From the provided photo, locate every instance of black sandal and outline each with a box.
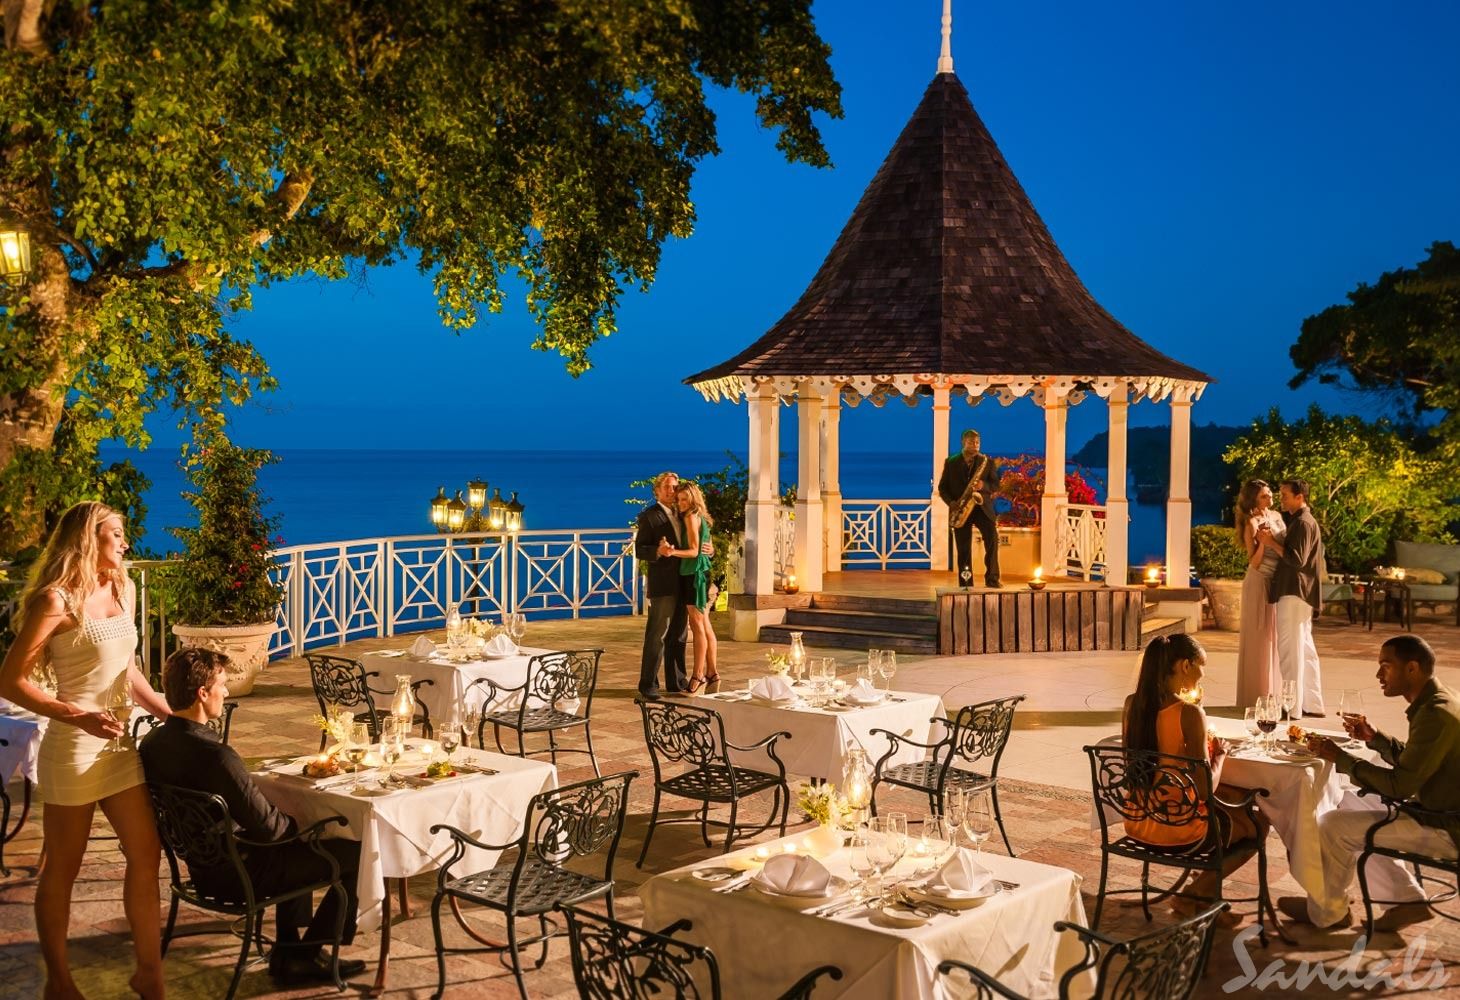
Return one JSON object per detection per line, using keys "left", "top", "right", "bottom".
{"left": 704, "top": 674, "right": 721, "bottom": 694}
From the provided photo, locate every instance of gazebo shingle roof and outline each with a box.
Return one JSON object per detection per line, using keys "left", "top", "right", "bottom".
{"left": 687, "top": 73, "right": 1209, "bottom": 387}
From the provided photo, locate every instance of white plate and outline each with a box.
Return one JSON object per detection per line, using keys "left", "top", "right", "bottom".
{"left": 751, "top": 876, "right": 850, "bottom": 908}
{"left": 907, "top": 881, "right": 1002, "bottom": 909}
{"left": 873, "top": 904, "right": 929, "bottom": 928}
{"left": 482, "top": 649, "right": 520, "bottom": 660}
{"left": 750, "top": 696, "right": 800, "bottom": 708}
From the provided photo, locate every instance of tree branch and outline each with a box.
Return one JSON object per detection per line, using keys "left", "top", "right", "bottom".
{"left": 251, "top": 170, "right": 314, "bottom": 248}
{"left": 1, "top": 0, "right": 48, "bottom": 56}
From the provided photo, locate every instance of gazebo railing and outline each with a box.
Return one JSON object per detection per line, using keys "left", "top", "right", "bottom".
{"left": 1054, "top": 503, "right": 1108, "bottom": 580}
{"left": 840, "top": 500, "right": 934, "bottom": 570}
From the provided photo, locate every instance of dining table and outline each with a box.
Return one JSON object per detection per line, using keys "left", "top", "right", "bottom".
{"left": 640, "top": 832, "right": 1092, "bottom": 999}
{"left": 0, "top": 706, "right": 45, "bottom": 874}
{"left": 358, "top": 643, "right": 564, "bottom": 728}
{"left": 688, "top": 687, "right": 947, "bottom": 783}
{"left": 254, "top": 744, "right": 556, "bottom": 995}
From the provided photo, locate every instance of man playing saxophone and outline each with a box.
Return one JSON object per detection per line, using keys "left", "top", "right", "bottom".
{"left": 938, "top": 430, "right": 1003, "bottom": 588}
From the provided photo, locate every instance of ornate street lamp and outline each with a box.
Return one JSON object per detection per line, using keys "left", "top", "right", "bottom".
{"left": 428, "top": 478, "right": 524, "bottom": 534}
{"left": 0, "top": 221, "right": 33, "bottom": 282}
{"left": 505, "top": 491, "right": 524, "bottom": 532}
{"left": 488, "top": 488, "right": 507, "bottom": 531}
{"left": 466, "top": 477, "right": 488, "bottom": 513}
{"left": 429, "top": 487, "right": 451, "bottom": 532}
{"left": 446, "top": 491, "right": 468, "bottom": 532}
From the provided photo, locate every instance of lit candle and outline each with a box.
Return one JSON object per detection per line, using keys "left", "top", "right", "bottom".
{"left": 785, "top": 573, "right": 799, "bottom": 594}
{"left": 1033, "top": 566, "right": 1043, "bottom": 582}
{"left": 1145, "top": 566, "right": 1160, "bottom": 587}
{"left": 1395, "top": 568, "right": 1406, "bottom": 581}
{"left": 755, "top": 846, "right": 770, "bottom": 860}
{"left": 782, "top": 842, "right": 798, "bottom": 854}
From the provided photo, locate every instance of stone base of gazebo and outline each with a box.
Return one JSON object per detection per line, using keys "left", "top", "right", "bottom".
{"left": 937, "top": 584, "right": 1146, "bottom": 654}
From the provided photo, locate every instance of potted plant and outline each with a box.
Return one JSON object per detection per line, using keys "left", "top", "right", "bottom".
{"left": 1191, "top": 524, "right": 1249, "bottom": 631}
{"left": 169, "top": 443, "right": 284, "bottom": 696}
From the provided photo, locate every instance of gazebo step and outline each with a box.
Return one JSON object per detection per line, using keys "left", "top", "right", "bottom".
{"left": 784, "top": 607, "right": 939, "bottom": 637}
{"left": 1141, "top": 616, "right": 1187, "bottom": 639}
{"left": 809, "top": 593, "right": 937, "bottom": 616}
{"left": 759, "top": 623, "right": 936, "bottom": 655}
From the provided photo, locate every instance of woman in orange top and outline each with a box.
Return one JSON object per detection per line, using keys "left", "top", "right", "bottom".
{"left": 1121, "top": 634, "right": 1267, "bottom": 919}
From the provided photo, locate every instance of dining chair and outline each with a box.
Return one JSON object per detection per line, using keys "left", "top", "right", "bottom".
{"left": 870, "top": 694, "right": 1024, "bottom": 855}
{"left": 1083, "top": 744, "right": 1278, "bottom": 945}
{"left": 132, "top": 701, "right": 239, "bottom": 745}
{"left": 148, "top": 781, "right": 350, "bottom": 1000}
{"left": 635, "top": 699, "right": 791, "bottom": 867}
{"left": 559, "top": 905, "right": 843, "bottom": 999}
{"left": 305, "top": 653, "right": 433, "bottom": 749}
{"left": 1356, "top": 791, "right": 1460, "bottom": 936}
{"left": 936, "top": 902, "right": 1229, "bottom": 999}
{"left": 427, "top": 771, "right": 637, "bottom": 1000}
{"left": 465, "top": 648, "right": 603, "bottom": 776}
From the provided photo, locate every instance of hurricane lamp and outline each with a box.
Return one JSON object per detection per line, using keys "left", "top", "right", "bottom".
{"left": 506, "top": 491, "right": 524, "bottom": 532}
{"left": 429, "top": 487, "right": 450, "bottom": 532}
{"left": 466, "top": 478, "right": 488, "bottom": 512}
{"left": 446, "top": 491, "right": 468, "bottom": 532}
{"left": 0, "top": 224, "right": 32, "bottom": 281}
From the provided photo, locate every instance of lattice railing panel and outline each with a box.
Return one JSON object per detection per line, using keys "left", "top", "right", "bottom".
{"left": 839, "top": 500, "right": 933, "bottom": 569}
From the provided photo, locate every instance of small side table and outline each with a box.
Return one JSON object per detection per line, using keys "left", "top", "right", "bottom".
{"left": 1365, "top": 578, "right": 1412, "bottom": 631}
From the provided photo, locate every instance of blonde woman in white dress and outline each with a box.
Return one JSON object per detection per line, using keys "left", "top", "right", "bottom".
{"left": 1234, "top": 480, "right": 1284, "bottom": 708}
{"left": 0, "top": 502, "right": 171, "bottom": 999}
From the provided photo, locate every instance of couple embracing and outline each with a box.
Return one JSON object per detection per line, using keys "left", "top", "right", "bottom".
{"left": 635, "top": 472, "right": 718, "bottom": 699}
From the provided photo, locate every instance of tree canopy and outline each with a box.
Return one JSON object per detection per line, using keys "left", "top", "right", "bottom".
{"left": 1289, "top": 241, "right": 1460, "bottom": 453}
{"left": 0, "top": 0, "right": 842, "bottom": 556}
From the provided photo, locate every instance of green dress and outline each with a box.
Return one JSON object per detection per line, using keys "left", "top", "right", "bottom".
{"left": 679, "top": 518, "right": 712, "bottom": 611}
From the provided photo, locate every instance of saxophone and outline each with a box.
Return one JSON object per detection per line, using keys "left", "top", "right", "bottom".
{"left": 951, "top": 454, "right": 990, "bottom": 529}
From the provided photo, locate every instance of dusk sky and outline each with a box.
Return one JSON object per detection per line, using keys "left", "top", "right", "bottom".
{"left": 195, "top": 1, "right": 1460, "bottom": 460}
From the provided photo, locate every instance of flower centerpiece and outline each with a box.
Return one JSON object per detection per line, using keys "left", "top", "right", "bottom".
{"left": 311, "top": 706, "right": 353, "bottom": 756}
{"left": 765, "top": 650, "right": 791, "bottom": 676}
{"left": 169, "top": 442, "right": 284, "bottom": 696}
{"left": 796, "top": 781, "right": 849, "bottom": 856}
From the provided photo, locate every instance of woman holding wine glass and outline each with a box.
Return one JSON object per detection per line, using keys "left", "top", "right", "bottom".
{"left": 1122, "top": 634, "right": 1267, "bottom": 923}
{"left": 1235, "top": 480, "right": 1283, "bottom": 708}
{"left": 0, "top": 502, "right": 172, "bottom": 999}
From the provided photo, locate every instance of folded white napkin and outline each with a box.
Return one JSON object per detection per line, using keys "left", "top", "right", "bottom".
{"left": 756, "top": 854, "right": 832, "bottom": 896}
{"left": 924, "top": 847, "right": 993, "bottom": 896}
{"left": 844, "top": 678, "right": 884, "bottom": 705}
{"left": 409, "top": 636, "right": 435, "bottom": 658}
{"left": 750, "top": 675, "right": 797, "bottom": 703}
{"left": 483, "top": 634, "right": 519, "bottom": 656}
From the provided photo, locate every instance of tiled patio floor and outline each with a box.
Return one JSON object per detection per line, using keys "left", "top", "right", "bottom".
{"left": 1, "top": 608, "right": 1457, "bottom": 997}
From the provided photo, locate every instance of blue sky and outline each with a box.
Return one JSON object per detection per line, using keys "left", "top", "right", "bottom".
{"left": 201, "top": 0, "right": 1460, "bottom": 459}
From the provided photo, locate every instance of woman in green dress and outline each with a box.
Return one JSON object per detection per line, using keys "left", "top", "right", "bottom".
{"left": 663, "top": 482, "right": 718, "bottom": 693}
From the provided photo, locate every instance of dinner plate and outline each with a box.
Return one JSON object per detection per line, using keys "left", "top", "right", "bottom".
{"left": 906, "top": 881, "right": 1002, "bottom": 909}
{"left": 749, "top": 696, "right": 800, "bottom": 708}
{"left": 750, "top": 875, "right": 850, "bottom": 909}
{"left": 873, "top": 904, "right": 929, "bottom": 928}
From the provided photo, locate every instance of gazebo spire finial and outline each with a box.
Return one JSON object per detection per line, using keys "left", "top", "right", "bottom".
{"left": 937, "top": 0, "right": 954, "bottom": 74}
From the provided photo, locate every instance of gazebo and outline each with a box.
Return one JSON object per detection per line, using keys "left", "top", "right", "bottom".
{"left": 686, "top": 15, "right": 1209, "bottom": 644}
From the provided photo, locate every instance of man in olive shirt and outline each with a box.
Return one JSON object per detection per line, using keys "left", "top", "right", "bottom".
{"left": 1279, "top": 634, "right": 1460, "bottom": 930}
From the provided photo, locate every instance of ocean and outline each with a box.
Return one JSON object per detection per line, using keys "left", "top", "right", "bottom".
{"left": 109, "top": 447, "right": 1222, "bottom": 565}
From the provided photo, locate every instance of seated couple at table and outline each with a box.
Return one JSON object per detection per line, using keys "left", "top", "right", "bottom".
{"left": 139, "top": 648, "right": 368, "bottom": 985}
{"left": 1279, "top": 633, "right": 1460, "bottom": 932}
{"left": 1122, "top": 634, "right": 1269, "bottom": 924}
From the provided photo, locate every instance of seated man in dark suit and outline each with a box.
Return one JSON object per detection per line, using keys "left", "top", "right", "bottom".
{"left": 139, "top": 647, "right": 366, "bottom": 984}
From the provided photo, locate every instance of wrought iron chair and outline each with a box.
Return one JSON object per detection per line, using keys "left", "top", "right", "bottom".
{"left": 1356, "top": 791, "right": 1460, "bottom": 936}
{"left": 133, "top": 701, "right": 239, "bottom": 745}
{"left": 305, "top": 653, "right": 433, "bottom": 749}
{"left": 0, "top": 736, "right": 27, "bottom": 878}
{"left": 936, "top": 902, "right": 1229, "bottom": 999}
{"left": 870, "top": 694, "right": 1024, "bottom": 855}
{"left": 465, "top": 648, "right": 603, "bottom": 777}
{"left": 635, "top": 699, "right": 791, "bottom": 867}
{"left": 148, "top": 781, "right": 350, "bottom": 1000}
{"left": 1084, "top": 744, "right": 1278, "bottom": 945}
{"left": 427, "top": 771, "right": 637, "bottom": 1000}
{"left": 559, "top": 905, "right": 843, "bottom": 999}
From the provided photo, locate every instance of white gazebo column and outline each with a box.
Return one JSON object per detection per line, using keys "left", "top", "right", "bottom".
{"left": 820, "top": 390, "right": 843, "bottom": 572}
{"left": 795, "top": 390, "right": 825, "bottom": 592}
{"left": 1165, "top": 387, "right": 1194, "bottom": 587}
{"left": 743, "top": 383, "right": 781, "bottom": 596}
{"left": 1039, "top": 386, "right": 1069, "bottom": 575}
{"left": 1104, "top": 381, "right": 1130, "bottom": 586}
{"left": 930, "top": 386, "right": 951, "bottom": 571}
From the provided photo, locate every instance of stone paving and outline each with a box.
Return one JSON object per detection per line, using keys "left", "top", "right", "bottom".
{"left": 0, "top": 607, "right": 1457, "bottom": 998}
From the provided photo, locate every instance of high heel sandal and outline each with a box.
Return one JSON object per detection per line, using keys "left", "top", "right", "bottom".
{"left": 704, "top": 674, "right": 722, "bottom": 694}
{"left": 685, "top": 676, "right": 707, "bottom": 696}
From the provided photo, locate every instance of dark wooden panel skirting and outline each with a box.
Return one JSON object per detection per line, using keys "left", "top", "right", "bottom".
{"left": 937, "top": 587, "right": 1146, "bottom": 655}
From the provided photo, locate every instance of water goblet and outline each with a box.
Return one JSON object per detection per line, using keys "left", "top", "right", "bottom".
{"left": 380, "top": 716, "right": 403, "bottom": 786}
{"left": 877, "top": 650, "right": 898, "bottom": 692}
{"left": 962, "top": 786, "right": 995, "bottom": 855}
{"left": 911, "top": 813, "right": 951, "bottom": 875}
{"left": 440, "top": 717, "right": 462, "bottom": 764}
{"left": 345, "top": 722, "right": 370, "bottom": 791}
{"left": 847, "top": 826, "right": 880, "bottom": 900}
{"left": 461, "top": 706, "right": 481, "bottom": 751}
{"left": 867, "top": 814, "right": 908, "bottom": 890}
{"left": 1339, "top": 689, "right": 1364, "bottom": 725}
{"left": 943, "top": 786, "right": 967, "bottom": 845}
{"left": 508, "top": 612, "right": 527, "bottom": 646}
{"left": 1243, "top": 707, "right": 1260, "bottom": 742}
{"left": 1280, "top": 679, "right": 1298, "bottom": 722}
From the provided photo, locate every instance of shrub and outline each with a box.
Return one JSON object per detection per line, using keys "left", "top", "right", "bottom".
{"left": 994, "top": 454, "right": 1103, "bottom": 526}
{"left": 1190, "top": 524, "right": 1249, "bottom": 580}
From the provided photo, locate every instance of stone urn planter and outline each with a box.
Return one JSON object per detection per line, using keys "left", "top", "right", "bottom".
{"left": 171, "top": 621, "right": 276, "bottom": 696}
{"left": 1200, "top": 578, "right": 1244, "bottom": 631}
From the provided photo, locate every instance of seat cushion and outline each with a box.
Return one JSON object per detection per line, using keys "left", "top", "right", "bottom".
{"left": 444, "top": 859, "right": 610, "bottom": 914}
{"left": 661, "top": 765, "right": 783, "bottom": 802}
{"left": 1395, "top": 540, "right": 1460, "bottom": 582}
{"left": 1407, "top": 583, "right": 1459, "bottom": 601}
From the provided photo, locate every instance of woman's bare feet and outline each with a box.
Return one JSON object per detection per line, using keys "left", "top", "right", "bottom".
{"left": 43, "top": 979, "right": 88, "bottom": 1000}
{"left": 129, "top": 967, "right": 165, "bottom": 999}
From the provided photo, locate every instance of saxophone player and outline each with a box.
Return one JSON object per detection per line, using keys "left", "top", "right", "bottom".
{"left": 938, "top": 430, "right": 1003, "bottom": 588}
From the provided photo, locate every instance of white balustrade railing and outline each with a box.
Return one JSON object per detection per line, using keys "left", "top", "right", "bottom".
{"left": 773, "top": 507, "right": 796, "bottom": 580}
{"left": 840, "top": 500, "right": 933, "bottom": 570}
{"left": 1054, "top": 503, "right": 1108, "bottom": 580}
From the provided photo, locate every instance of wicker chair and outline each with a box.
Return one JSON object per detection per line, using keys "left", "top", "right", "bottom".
{"left": 133, "top": 701, "right": 238, "bottom": 745}
{"left": 1084, "top": 744, "right": 1278, "bottom": 945}
{"left": 870, "top": 694, "right": 1024, "bottom": 855}
{"left": 937, "top": 902, "right": 1229, "bottom": 999}
{"left": 427, "top": 771, "right": 636, "bottom": 1000}
{"left": 467, "top": 648, "right": 603, "bottom": 776}
{"left": 1356, "top": 791, "right": 1460, "bottom": 936}
{"left": 560, "top": 905, "right": 842, "bottom": 999}
{"left": 635, "top": 699, "right": 790, "bottom": 867}
{"left": 305, "top": 653, "right": 433, "bottom": 749}
{"left": 148, "top": 781, "right": 350, "bottom": 1000}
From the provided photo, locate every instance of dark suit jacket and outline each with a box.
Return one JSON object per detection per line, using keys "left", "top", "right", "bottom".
{"left": 1269, "top": 505, "right": 1324, "bottom": 611}
{"left": 140, "top": 716, "right": 297, "bottom": 889}
{"left": 635, "top": 502, "right": 683, "bottom": 599}
{"left": 937, "top": 453, "right": 1001, "bottom": 517}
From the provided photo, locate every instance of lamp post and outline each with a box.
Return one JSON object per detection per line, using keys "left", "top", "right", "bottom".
{"left": 446, "top": 491, "right": 468, "bottom": 532}
{"left": 427, "top": 480, "right": 525, "bottom": 534}
{"left": 429, "top": 487, "right": 451, "bottom": 533}
{"left": 488, "top": 488, "right": 507, "bottom": 531}
{"left": 0, "top": 221, "right": 33, "bottom": 282}
{"left": 506, "top": 492, "right": 524, "bottom": 532}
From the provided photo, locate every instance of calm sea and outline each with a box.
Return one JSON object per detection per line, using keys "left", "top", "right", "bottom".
{"left": 110, "top": 448, "right": 1219, "bottom": 565}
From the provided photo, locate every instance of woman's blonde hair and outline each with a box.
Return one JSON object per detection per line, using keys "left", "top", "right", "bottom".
{"left": 14, "top": 501, "right": 125, "bottom": 638}
{"left": 674, "top": 483, "right": 713, "bottom": 527}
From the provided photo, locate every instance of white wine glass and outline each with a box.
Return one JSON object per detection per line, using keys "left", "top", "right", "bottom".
{"left": 461, "top": 706, "right": 481, "bottom": 752}
{"left": 877, "top": 650, "right": 898, "bottom": 692}
{"left": 345, "top": 722, "right": 370, "bottom": 791}
{"left": 508, "top": 612, "right": 527, "bottom": 646}
{"left": 943, "top": 787, "right": 967, "bottom": 846}
{"left": 380, "top": 716, "right": 403, "bottom": 787}
{"left": 1339, "top": 689, "right": 1364, "bottom": 724}
{"left": 105, "top": 685, "right": 134, "bottom": 753}
{"left": 867, "top": 814, "right": 908, "bottom": 891}
{"left": 963, "top": 786, "right": 995, "bottom": 855}
{"left": 847, "top": 826, "right": 879, "bottom": 900}
{"left": 1280, "top": 679, "right": 1298, "bottom": 722}
{"left": 1243, "top": 707, "right": 1260, "bottom": 742}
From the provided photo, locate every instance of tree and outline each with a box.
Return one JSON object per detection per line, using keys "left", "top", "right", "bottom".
{"left": 0, "top": 0, "right": 841, "bottom": 555}
{"left": 1223, "top": 406, "right": 1455, "bottom": 572}
{"left": 1289, "top": 241, "right": 1460, "bottom": 453}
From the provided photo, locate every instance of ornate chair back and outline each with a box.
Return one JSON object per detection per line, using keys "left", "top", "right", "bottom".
{"left": 523, "top": 649, "right": 601, "bottom": 718}
{"left": 937, "top": 695, "right": 1022, "bottom": 780}
{"left": 1063, "top": 902, "right": 1229, "bottom": 999}
{"left": 148, "top": 782, "right": 248, "bottom": 892}
{"left": 561, "top": 907, "right": 719, "bottom": 1000}
{"left": 306, "top": 653, "right": 380, "bottom": 740}
{"left": 1086, "top": 744, "right": 1218, "bottom": 853}
{"left": 640, "top": 700, "right": 726, "bottom": 775}
{"left": 134, "top": 701, "right": 238, "bottom": 745}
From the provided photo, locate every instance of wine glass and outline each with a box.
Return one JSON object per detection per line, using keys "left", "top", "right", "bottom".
{"left": 345, "top": 722, "right": 370, "bottom": 791}
{"left": 1339, "top": 689, "right": 1364, "bottom": 724}
{"left": 847, "top": 826, "right": 880, "bottom": 900}
{"left": 867, "top": 815, "right": 908, "bottom": 893}
{"left": 963, "top": 786, "right": 995, "bottom": 855}
{"left": 862, "top": 650, "right": 881, "bottom": 684}
{"left": 1280, "top": 679, "right": 1298, "bottom": 722}
{"left": 911, "top": 813, "right": 952, "bottom": 875}
{"left": 105, "top": 685, "right": 134, "bottom": 753}
{"left": 943, "top": 787, "right": 967, "bottom": 846}
{"left": 877, "top": 650, "right": 898, "bottom": 692}
{"left": 440, "top": 713, "right": 461, "bottom": 764}
{"left": 1255, "top": 695, "right": 1279, "bottom": 749}
{"left": 380, "top": 716, "right": 403, "bottom": 787}
{"left": 1243, "top": 707, "right": 1260, "bottom": 742}
{"left": 508, "top": 612, "right": 527, "bottom": 647}
{"left": 461, "top": 706, "right": 481, "bottom": 752}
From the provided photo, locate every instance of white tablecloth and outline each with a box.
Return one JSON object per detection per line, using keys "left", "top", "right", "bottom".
{"left": 256, "top": 747, "right": 556, "bottom": 932}
{"left": 640, "top": 834, "right": 1091, "bottom": 999}
{"left": 359, "top": 645, "right": 558, "bottom": 728}
{"left": 688, "top": 690, "right": 946, "bottom": 782}
{"left": 0, "top": 711, "right": 45, "bottom": 786}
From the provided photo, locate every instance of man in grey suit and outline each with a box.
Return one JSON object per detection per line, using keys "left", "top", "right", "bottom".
{"left": 1260, "top": 477, "right": 1325, "bottom": 716}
